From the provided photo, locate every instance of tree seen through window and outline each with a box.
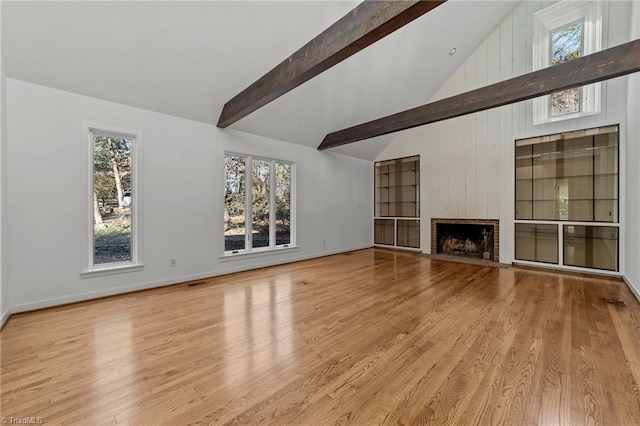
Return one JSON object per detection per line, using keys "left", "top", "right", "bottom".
{"left": 550, "top": 22, "right": 583, "bottom": 117}
{"left": 93, "top": 134, "right": 132, "bottom": 265}
{"left": 225, "top": 155, "right": 292, "bottom": 252}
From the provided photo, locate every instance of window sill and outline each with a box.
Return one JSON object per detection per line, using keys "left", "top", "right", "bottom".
{"left": 81, "top": 263, "right": 144, "bottom": 279}
{"left": 219, "top": 245, "right": 299, "bottom": 261}
{"left": 533, "top": 109, "right": 599, "bottom": 126}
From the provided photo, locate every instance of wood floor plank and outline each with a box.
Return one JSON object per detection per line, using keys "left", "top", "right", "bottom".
{"left": 2, "top": 248, "right": 640, "bottom": 425}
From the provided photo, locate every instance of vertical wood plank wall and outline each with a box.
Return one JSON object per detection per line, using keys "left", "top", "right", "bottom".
{"left": 376, "top": 0, "right": 632, "bottom": 264}
{"left": 625, "top": 2, "right": 640, "bottom": 296}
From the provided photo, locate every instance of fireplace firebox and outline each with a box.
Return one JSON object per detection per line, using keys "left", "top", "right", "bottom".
{"left": 431, "top": 219, "right": 499, "bottom": 262}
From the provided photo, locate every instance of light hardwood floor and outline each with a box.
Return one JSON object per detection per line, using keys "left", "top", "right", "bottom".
{"left": 2, "top": 248, "right": 640, "bottom": 425}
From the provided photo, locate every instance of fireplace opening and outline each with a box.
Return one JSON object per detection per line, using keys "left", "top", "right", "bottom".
{"left": 436, "top": 223, "right": 495, "bottom": 261}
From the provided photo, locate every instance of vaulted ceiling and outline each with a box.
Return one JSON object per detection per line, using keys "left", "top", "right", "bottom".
{"left": 2, "top": 1, "right": 520, "bottom": 160}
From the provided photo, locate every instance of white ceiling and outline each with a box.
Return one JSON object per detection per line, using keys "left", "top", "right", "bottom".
{"left": 2, "top": 0, "right": 519, "bottom": 160}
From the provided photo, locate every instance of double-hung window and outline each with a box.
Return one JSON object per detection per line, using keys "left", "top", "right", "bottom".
{"left": 224, "top": 153, "right": 294, "bottom": 254}
{"left": 82, "top": 124, "right": 143, "bottom": 276}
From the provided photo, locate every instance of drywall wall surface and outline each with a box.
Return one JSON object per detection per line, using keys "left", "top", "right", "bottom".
{"left": 6, "top": 79, "right": 373, "bottom": 310}
{"left": 0, "top": 2, "right": 10, "bottom": 324}
{"left": 624, "top": 0, "right": 640, "bottom": 298}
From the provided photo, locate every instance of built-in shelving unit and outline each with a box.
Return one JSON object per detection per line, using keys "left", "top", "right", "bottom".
{"left": 374, "top": 156, "right": 420, "bottom": 249}
{"left": 514, "top": 125, "right": 620, "bottom": 272}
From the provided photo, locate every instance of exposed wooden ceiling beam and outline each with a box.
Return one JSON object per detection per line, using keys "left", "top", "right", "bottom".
{"left": 318, "top": 38, "right": 640, "bottom": 150}
{"left": 217, "top": 0, "right": 446, "bottom": 128}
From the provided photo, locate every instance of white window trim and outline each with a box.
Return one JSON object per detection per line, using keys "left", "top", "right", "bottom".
{"left": 80, "top": 122, "right": 143, "bottom": 278}
{"left": 222, "top": 152, "right": 296, "bottom": 258}
{"left": 533, "top": 0, "right": 603, "bottom": 125}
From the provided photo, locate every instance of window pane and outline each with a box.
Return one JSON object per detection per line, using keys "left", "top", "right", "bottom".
{"left": 550, "top": 22, "right": 582, "bottom": 116}
{"left": 563, "top": 225, "right": 618, "bottom": 271}
{"left": 93, "top": 135, "right": 132, "bottom": 265}
{"left": 252, "top": 159, "right": 270, "bottom": 248}
{"left": 275, "top": 162, "right": 291, "bottom": 245}
{"left": 225, "top": 155, "right": 246, "bottom": 252}
{"left": 551, "top": 88, "right": 581, "bottom": 116}
{"left": 551, "top": 22, "right": 582, "bottom": 65}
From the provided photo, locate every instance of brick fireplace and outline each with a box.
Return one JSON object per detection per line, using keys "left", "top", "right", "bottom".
{"left": 431, "top": 218, "right": 500, "bottom": 262}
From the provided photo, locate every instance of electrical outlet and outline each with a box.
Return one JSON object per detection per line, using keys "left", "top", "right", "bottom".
{"left": 170, "top": 259, "right": 177, "bottom": 267}
{"left": 323, "top": 240, "right": 326, "bottom": 251}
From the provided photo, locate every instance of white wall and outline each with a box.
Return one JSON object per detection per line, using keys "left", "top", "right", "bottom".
{"left": 377, "top": 0, "right": 631, "bottom": 264}
{"left": 1, "top": 1, "right": 10, "bottom": 326}
{"left": 625, "top": 1, "right": 640, "bottom": 299}
{"left": 5, "top": 79, "right": 373, "bottom": 312}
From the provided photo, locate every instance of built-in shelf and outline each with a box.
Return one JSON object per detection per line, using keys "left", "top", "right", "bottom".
{"left": 514, "top": 125, "right": 620, "bottom": 272}
{"left": 515, "top": 173, "right": 618, "bottom": 182}
{"left": 516, "top": 198, "right": 618, "bottom": 202}
{"left": 376, "top": 201, "right": 418, "bottom": 204}
{"left": 515, "top": 144, "right": 618, "bottom": 161}
{"left": 375, "top": 156, "right": 420, "bottom": 249}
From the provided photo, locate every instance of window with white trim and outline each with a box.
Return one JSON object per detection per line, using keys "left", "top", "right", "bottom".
{"left": 533, "top": 1, "right": 602, "bottom": 124}
{"left": 82, "top": 124, "right": 142, "bottom": 276}
{"left": 224, "top": 153, "right": 294, "bottom": 254}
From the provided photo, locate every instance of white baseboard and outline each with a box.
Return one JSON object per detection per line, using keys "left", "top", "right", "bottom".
{"left": 0, "top": 307, "right": 11, "bottom": 330}
{"left": 512, "top": 260, "right": 623, "bottom": 278}
{"left": 623, "top": 276, "right": 640, "bottom": 304}
{"left": 9, "top": 245, "right": 372, "bottom": 314}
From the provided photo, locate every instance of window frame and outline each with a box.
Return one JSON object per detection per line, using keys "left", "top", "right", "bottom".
{"left": 81, "top": 123, "right": 143, "bottom": 277}
{"left": 532, "top": 1, "right": 603, "bottom": 124}
{"left": 222, "top": 152, "right": 296, "bottom": 257}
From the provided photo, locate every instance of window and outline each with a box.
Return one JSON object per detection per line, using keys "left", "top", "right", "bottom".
{"left": 82, "top": 124, "right": 143, "bottom": 276}
{"left": 533, "top": 1, "right": 602, "bottom": 124}
{"left": 514, "top": 125, "right": 619, "bottom": 272}
{"left": 224, "top": 154, "right": 294, "bottom": 254}
{"left": 550, "top": 21, "right": 583, "bottom": 117}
